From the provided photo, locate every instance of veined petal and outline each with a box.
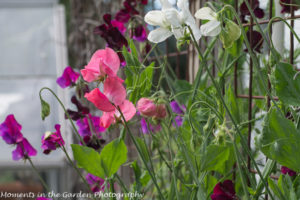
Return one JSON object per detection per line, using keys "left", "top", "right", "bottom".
{"left": 144, "top": 10, "right": 168, "bottom": 27}
{"left": 84, "top": 88, "right": 115, "bottom": 112}
{"left": 159, "top": 0, "right": 172, "bottom": 10}
{"left": 195, "top": 7, "right": 217, "bottom": 20}
{"left": 103, "top": 77, "right": 126, "bottom": 106}
{"left": 148, "top": 28, "right": 172, "bottom": 43}
{"left": 116, "top": 100, "right": 136, "bottom": 122}
{"left": 200, "top": 20, "right": 221, "bottom": 37}
{"left": 188, "top": 23, "right": 201, "bottom": 41}
{"left": 163, "top": 8, "right": 182, "bottom": 27}
{"left": 95, "top": 48, "right": 120, "bottom": 75}
{"left": 172, "top": 27, "right": 185, "bottom": 39}
{"left": 100, "top": 111, "right": 115, "bottom": 128}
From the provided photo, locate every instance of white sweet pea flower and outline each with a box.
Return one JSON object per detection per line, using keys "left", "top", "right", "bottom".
{"left": 144, "top": 0, "right": 201, "bottom": 43}
{"left": 195, "top": 7, "right": 221, "bottom": 37}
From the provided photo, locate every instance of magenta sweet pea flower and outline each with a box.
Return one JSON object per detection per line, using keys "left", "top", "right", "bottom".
{"left": 281, "top": 166, "right": 297, "bottom": 176}
{"left": 12, "top": 138, "right": 37, "bottom": 161}
{"left": 81, "top": 48, "right": 121, "bottom": 83}
{"left": 86, "top": 173, "right": 107, "bottom": 193}
{"left": 211, "top": 180, "right": 237, "bottom": 200}
{"left": 111, "top": 20, "right": 126, "bottom": 35}
{"left": 41, "top": 124, "right": 65, "bottom": 155}
{"left": 0, "top": 114, "right": 23, "bottom": 145}
{"left": 130, "top": 25, "right": 147, "bottom": 42}
{"left": 56, "top": 66, "right": 80, "bottom": 89}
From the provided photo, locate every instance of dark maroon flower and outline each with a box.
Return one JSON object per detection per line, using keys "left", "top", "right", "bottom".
{"left": 143, "top": 43, "right": 152, "bottom": 54}
{"left": 111, "top": 20, "right": 126, "bottom": 35}
{"left": 281, "top": 166, "right": 297, "bottom": 176}
{"left": 211, "top": 180, "right": 237, "bottom": 200}
{"left": 141, "top": 0, "right": 148, "bottom": 5}
{"left": 0, "top": 114, "right": 23, "bottom": 145}
{"left": 130, "top": 25, "right": 147, "bottom": 42}
{"left": 280, "top": 0, "right": 299, "bottom": 13}
{"left": 115, "top": 9, "right": 131, "bottom": 23}
{"left": 12, "top": 138, "right": 37, "bottom": 161}
{"left": 245, "top": 30, "right": 263, "bottom": 53}
{"left": 56, "top": 66, "right": 80, "bottom": 89}
{"left": 66, "top": 96, "right": 90, "bottom": 121}
{"left": 86, "top": 173, "right": 107, "bottom": 193}
{"left": 240, "top": 0, "right": 264, "bottom": 22}
{"left": 41, "top": 124, "right": 65, "bottom": 154}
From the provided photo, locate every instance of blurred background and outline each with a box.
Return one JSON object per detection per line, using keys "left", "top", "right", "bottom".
{"left": 0, "top": 0, "right": 299, "bottom": 198}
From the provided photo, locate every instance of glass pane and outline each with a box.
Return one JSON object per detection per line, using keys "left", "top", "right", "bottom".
{"left": 0, "top": 7, "right": 57, "bottom": 76}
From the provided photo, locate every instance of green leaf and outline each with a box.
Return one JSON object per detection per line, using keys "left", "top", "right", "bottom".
{"left": 268, "top": 177, "right": 286, "bottom": 200}
{"left": 200, "top": 144, "right": 231, "bottom": 174}
{"left": 71, "top": 144, "right": 104, "bottom": 177}
{"left": 71, "top": 139, "right": 128, "bottom": 179}
{"left": 219, "top": 19, "right": 241, "bottom": 49}
{"left": 99, "top": 139, "right": 128, "bottom": 178}
{"left": 174, "top": 80, "right": 192, "bottom": 104}
{"left": 40, "top": 98, "right": 50, "bottom": 120}
{"left": 257, "top": 108, "right": 300, "bottom": 171}
{"left": 274, "top": 62, "right": 300, "bottom": 106}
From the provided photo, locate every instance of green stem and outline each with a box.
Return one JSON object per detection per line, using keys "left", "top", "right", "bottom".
{"left": 61, "top": 146, "right": 97, "bottom": 200}
{"left": 188, "top": 26, "right": 275, "bottom": 200}
{"left": 39, "top": 87, "right": 86, "bottom": 145}
{"left": 109, "top": 178, "right": 116, "bottom": 200}
{"left": 28, "top": 158, "right": 50, "bottom": 192}
{"left": 115, "top": 174, "right": 129, "bottom": 193}
{"left": 115, "top": 106, "right": 166, "bottom": 200}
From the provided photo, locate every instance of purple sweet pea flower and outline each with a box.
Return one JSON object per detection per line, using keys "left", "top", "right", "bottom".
{"left": 174, "top": 116, "right": 183, "bottom": 127}
{"left": 211, "top": 180, "right": 237, "bottom": 200}
{"left": 56, "top": 66, "right": 80, "bottom": 89}
{"left": 0, "top": 114, "right": 23, "bottom": 145}
{"left": 41, "top": 124, "right": 65, "bottom": 155}
{"left": 281, "top": 166, "right": 297, "bottom": 176}
{"left": 86, "top": 173, "right": 107, "bottom": 193}
{"left": 130, "top": 25, "right": 147, "bottom": 42}
{"left": 12, "top": 138, "right": 37, "bottom": 161}
{"left": 170, "top": 101, "right": 185, "bottom": 115}
{"left": 140, "top": 118, "right": 161, "bottom": 134}
{"left": 76, "top": 115, "right": 106, "bottom": 150}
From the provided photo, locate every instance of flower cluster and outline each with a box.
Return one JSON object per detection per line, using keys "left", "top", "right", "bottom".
{"left": 82, "top": 47, "right": 136, "bottom": 128}
{"left": 94, "top": 0, "right": 148, "bottom": 63}
{"left": 0, "top": 115, "right": 37, "bottom": 161}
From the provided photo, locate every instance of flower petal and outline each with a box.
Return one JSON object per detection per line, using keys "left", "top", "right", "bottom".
{"left": 84, "top": 88, "right": 115, "bottom": 112}
{"left": 148, "top": 27, "right": 173, "bottom": 43}
{"left": 144, "top": 10, "right": 168, "bottom": 27}
{"left": 103, "top": 77, "right": 126, "bottom": 106}
{"left": 117, "top": 100, "right": 136, "bottom": 122}
{"left": 164, "top": 8, "right": 182, "bottom": 27}
{"left": 159, "top": 0, "right": 173, "bottom": 10}
{"left": 195, "top": 7, "right": 217, "bottom": 20}
{"left": 200, "top": 20, "right": 221, "bottom": 36}
{"left": 94, "top": 48, "right": 120, "bottom": 75}
{"left": 100, "top": 111, "right": 115, "bottom": 128}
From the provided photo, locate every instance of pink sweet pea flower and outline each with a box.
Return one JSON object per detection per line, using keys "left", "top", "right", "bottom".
{"left": 84, "top": 77, "right": 126, "bottom": 112}
{"left": 100, "top": 100, "right": 136, "bottom": 128}
{"left": 137, "top": 98, "right": 167, "bottom": 119}
{"left": 12, "top": 138, "right": 37, "bottom": 161}
{"left": 81, "top": 48, "right": 120, "bottom": 82}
